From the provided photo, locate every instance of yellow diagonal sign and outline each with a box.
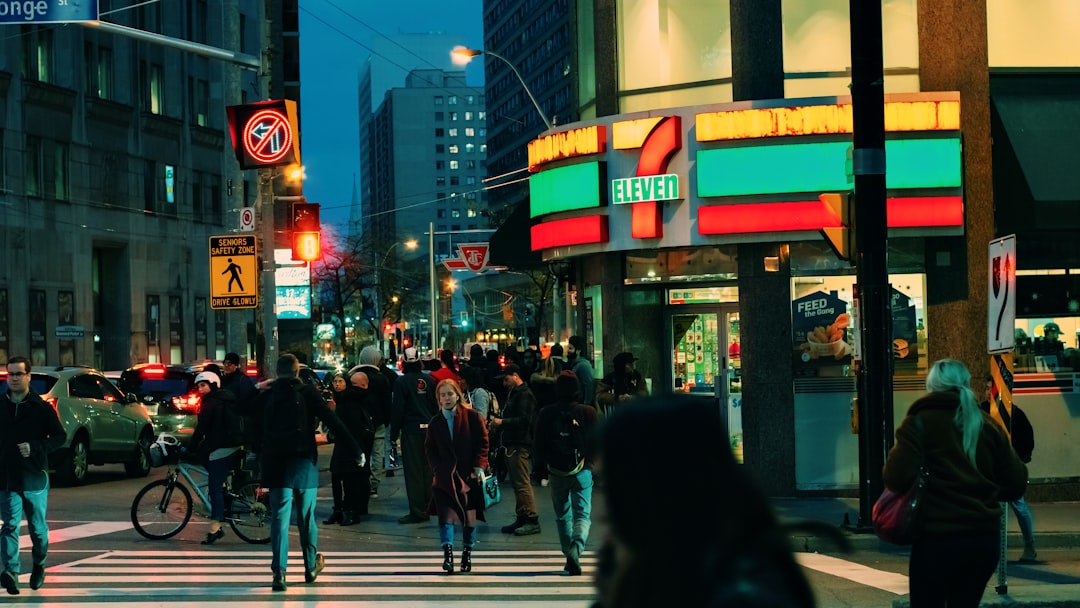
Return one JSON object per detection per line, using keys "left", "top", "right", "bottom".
{"left": 209, "top": 235, "right": 258, "bottom": 309}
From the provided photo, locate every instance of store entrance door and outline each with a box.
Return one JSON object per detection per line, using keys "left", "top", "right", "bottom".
{"left": 669, "top": 305, "right": 743, "bottom": 461}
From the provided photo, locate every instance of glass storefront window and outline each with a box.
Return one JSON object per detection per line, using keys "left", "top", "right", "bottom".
{"left": 1013, "top": 317, "right": 1080, "bottom": 373}
{"left": 988, "top": 0, "right": 1080, "bottom": 68}
{"left": 790, "top": 273, "right": 927, "bottom": 378}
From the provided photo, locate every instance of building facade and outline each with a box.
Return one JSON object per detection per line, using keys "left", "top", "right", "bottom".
{"left": 510, "top": 0, "right": 1080, "bottom": 496}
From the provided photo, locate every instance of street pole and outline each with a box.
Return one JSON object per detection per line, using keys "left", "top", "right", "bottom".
{"left": 429, "top": 221, "right": 438, "bottom": 355}
{"left": 850, "top": 0, "right": 893, "bottom": 528}
{"left": 374, "top": 254, "right": 383, "bottom": 357}
{"left": 255, "top": 169, "right": 277, "bottom": 379}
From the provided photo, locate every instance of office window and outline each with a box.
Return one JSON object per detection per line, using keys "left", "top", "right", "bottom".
{"left": 435, "top": 112, "right": 444, "bottom": 121}
{"left": 466, "top": 160, "right": 476, "bottom": 169}
{"left": 436, "top": 144, "right": 445, "bottom": 153}
{"left": 141, "top": 61, "right": 164, "bottom": 114}
{"left": 24, "top": 136, "right": 68, "bottom": 201}
{"left": 467, "top": 208, "right": 478, "bottom": 218}
{"left": 479, "top": 128, "right": 486, "bottom": 136}
{"left": 449, "top": 145, "right": 459, "bottom": 154}
{"left": 435, "top": 160, "right": 445, "bottom": 170}
{"left": 22, "top": 26, "right": 54, "bottom": 83}
{"left": 464, "top": 111, "right": 473, "bottom": 120}
{"left": 435, "top": 128, "right": 444, "bottom": 137}
{"left": 189, "top": 78, "right": 209, "bottom": 126}
{"left": 448, "top": 128, "right": 458, "bottom": 137}
{"left": 434, "top": 96, "right": 444, "bottom": 105}
{"left": 449, "top": 160, "right": 459, "bottom": 170}
{"left": 450, "top": 176, "right": 460, "bottom": 186}
{"left": 451, "top": 209, "right": 461, "bottom": 218}
{"left": 144, "top": 159, "right": 157, "bottom": 211}
{"left": 465, "top": 127, "right": 475, "bottom": 137}
{"left": 436, "top": 176, "right": 446, "bottom": 186}
{"left": 465, "top": 143, "right": 475, "bottom": 153}
{"left": 438, "top": 209, "right": 446, "bottom": 218}
{"left": 466, "top": 176, "right": 476, "bottom": 185}
{"left": 451, "top": 225, "right": 461, "bottom": 231}
{"left": 188, "top": 0, "right": 208, "bottom": 43}
{"left": 478, "top": 111, "right": 485, "bottom": 121}
{"left": 450, "top": 112, "right": 458, "bottom": 121}
{"left": 467, "top": 95, "right": 475, "bottom": 104}
{"left": 97, "top": 47, "right": 114, "bottom": 99}
{"left": 449, "top": 96, "right": 458, "bottom": 104}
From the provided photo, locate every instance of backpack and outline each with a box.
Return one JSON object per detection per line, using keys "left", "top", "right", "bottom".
{"left": 486, "top": 389, "right": 500, "bottom": 421}
{"left": 262, "top": 384, "right": 310, "bottom": 457}
{"left": 546, "top": 408, "right": 586, "bottom": 475}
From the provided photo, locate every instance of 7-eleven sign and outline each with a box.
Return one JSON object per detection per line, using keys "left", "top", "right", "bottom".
{"left": 443, "top": 243, "right": 490, "bottom": 272}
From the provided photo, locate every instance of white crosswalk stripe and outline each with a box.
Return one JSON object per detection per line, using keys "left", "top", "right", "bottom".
{"left": 17, "top": 550, "right": 597, "bottom": 606}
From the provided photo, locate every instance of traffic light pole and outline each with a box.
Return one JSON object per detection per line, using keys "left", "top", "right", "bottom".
{"left": 255, "top": 169, "right": 278, "bottom": 380}
{"left": 850, "top": 0, "right": 894, "bottom": 528}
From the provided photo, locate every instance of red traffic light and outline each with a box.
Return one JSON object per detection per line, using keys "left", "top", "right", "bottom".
{"left": 292, "top": 232, "right": 320, "bottom": 262}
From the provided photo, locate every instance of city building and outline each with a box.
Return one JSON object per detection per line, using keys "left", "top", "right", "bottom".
{"left": 0, "top": 0, "right": 299, "bottom": 370}
{"left": 495, "top": 0, "right": 1080, "bottom": 496}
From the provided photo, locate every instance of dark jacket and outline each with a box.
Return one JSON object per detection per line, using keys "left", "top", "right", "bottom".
{"left": 980, "top": 400, "right": 1034, "bottom": 463}
{"left": 354, "top": 364, "right": 392, "bottom": 428}
{"left": 569, "top": 357, "right": 595, "bottom": 405}
{"left": 883, "top": 391, "right": 1028, "bottom": 535}
{"left": 424, "top": 405, "right": 490, "bottom": 522}
{"left": 250, "top": 378, "right": 360, "bottom": 488}
{"left": 189, "top": 387, "right": 240, "bottom": 454}
{"left": 1, "top": 389, "right": 65, "bottom": 491}
{"left": 329, "top": 385, "right": 375, "bottom": 473}
{"left": 221, "top": 370, "right": 256, "bottom": 403}
{"left": 391, "top": 371, "right": 438, "bottom": 439}
{"left": 534, "top": 398, "right": 599, "bottom": 474}
{"left": 530, "top": 374, "right": 558, "bottom": 410}
{"left": 499, "top": 382, "right": 538, "bottom": 448}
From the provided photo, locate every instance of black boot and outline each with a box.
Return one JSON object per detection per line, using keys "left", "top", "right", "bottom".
{"left": 323, "top": 508, "right": 342, "bottom": 525}
{"left": 442, "top": 544, "right": 455, "bottom": 574}
{"left": 339, "top": 510, "right": 355, "bottom": 526}
{"left": 501, "top": 515, "right": 526, "bottom": 534}
{"left": 460, "top": 547, "right": 472, "bottom": 573}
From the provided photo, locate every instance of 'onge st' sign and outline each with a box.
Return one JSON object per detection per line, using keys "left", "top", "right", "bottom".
{"left": 0, "top": 0, "right": 98, "bottom": 23}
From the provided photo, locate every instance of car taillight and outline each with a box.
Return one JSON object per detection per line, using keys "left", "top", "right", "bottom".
{"left": 143, "top": 365, "right": 167, "bottom": 376}
{"left": 171, "top": 392, "right": 202, "bottom": 414}
{"left": 45, "top": 396, "right": 59, "bottom": 414}
{"left": 244, "top": 365, "right": 258, "bottom": 378}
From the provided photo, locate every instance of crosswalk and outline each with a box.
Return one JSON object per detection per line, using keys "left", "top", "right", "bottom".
{"left": 15, "top": 550, "right": 597, "bottom": 606}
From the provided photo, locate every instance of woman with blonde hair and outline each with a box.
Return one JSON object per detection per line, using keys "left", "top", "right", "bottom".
{"left": 424, "top": 379, "right": 490, "bottom": 573}
{"left": 883, "top": 359, "right": 1027, "bottom": 606}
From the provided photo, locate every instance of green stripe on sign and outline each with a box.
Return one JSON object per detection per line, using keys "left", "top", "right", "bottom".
{"left": 696, "top": 138, "right": 961, "bottom": 197}
{"left": 530, "top": 162, "right": 603, "bottom": 218}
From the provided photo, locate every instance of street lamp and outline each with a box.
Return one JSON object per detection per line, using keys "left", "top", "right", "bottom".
{"left": 452, "top": 46, "right": 553, "bottom": 131}
{"left": 375, "top": 239, "right": 418, "bottom": 357}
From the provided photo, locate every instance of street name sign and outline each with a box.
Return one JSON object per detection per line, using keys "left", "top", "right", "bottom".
{"left": 0, "top": 0, "right": 98, "bottom": 24}
{"left": 209, "top": 235, "right": 258, "bottom": 309}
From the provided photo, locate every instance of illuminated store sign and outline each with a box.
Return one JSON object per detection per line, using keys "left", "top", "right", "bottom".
{"left": 527, "top": 125, "right": 606, "bottom": 171}
{"left": 611, "top": 174, "right": 679, "bottom": 204}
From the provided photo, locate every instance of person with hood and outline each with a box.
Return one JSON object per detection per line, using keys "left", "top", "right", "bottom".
{"left": 324, "top": 371, "right": 374, "bottom": 526}
{"left": 566, "top": 336, "right": 595, "bottom": 407}
{"left": 425, "top": 379, "right": 489, "bottom": 574}
{"left": 189, "top": 370, "right": 242, "bottom": 545}
{"left": 1, "top": 356, "right": 65, "bottom": 595}
{"left": 249, "top": 354, "right": 363, "bottom": 591}
{"left": 352, "top": 346, "right": 392, "bottom": 497}
{"left": 533, "top": 372, "right": 598, "bottom": 575}
{"left": 883, "top": 359, "right": 1028, "bottom": 606}
{"left": 597, "top": 352, "right": 649, "bottom": 416}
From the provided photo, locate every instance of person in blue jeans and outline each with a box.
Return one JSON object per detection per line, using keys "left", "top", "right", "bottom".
{"left": 533, "top": 372, "right": 598, "bottom": 575}
{"left": 1, "top": 356, "right": 65, "bottom": 595}
{"left": 981, "top": 376, "right": 1038, "bottom": 561}
{"left": 250, "top": 354, "right": 363, "bottom": 591}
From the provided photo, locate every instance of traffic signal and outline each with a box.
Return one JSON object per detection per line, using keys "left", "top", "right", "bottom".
{"left": 291, "top": 202, "right": 321, "bottom": 261}
{"left": 225, "top": 100, "right": 301, "bottom": 170}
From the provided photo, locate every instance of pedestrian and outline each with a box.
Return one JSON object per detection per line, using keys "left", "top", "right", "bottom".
{"left": 324, "top": 371, "right": 374, "bottom": 526}
{"left": 548, "top": 343, "right": 566, "bottom": 373}
{"left": 1, "top": 356, "right": 65, "bottom": 595}
{"left": 353, "top": 346, "right": 392, "bottom": 497}
{"left": 430, "top": 349, "right": 461, "bottom": 386}
{"left": 883, "top": 359, "right": 1028, "bottom": 606}
{"left": 251, "top": 354, "right": 364, "bottom": 592}
{"left": 566, "top": 336, "right": 595, "bottom": 407}
{"left": 489, "top": 364, "right": 541, "bottom": 536}
{"left": 467, "top": 343, "right": 486, "bottom": 369}
{"left": 424, "top": 379, "right": 490, "bottom": 574}
{"left": 391, "top": 347, "right": 437, "bottom": 524}
{"left": 596, "top": 352, "right": 648, "bottom": 416}
{"left": 188, "top": 371, "right": 242, "bottom": 545}
{"left": 980, "top": 375, "right": 1038, "bottom": 562}
{"left": 593, "top": 396, "right": 816, "bottom": 607}
{"left": 459, "top": 365, "right": 494, "bottom": 420}
{"left": 220, "top": 352, "right": 256, "bottom": 402}
{"left": 533, "top": 372, "right": 598, "bottom": 575}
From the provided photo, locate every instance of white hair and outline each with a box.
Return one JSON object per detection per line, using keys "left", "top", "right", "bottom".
{"left": 926, "top": 359, "right": 982, "bottom": 466}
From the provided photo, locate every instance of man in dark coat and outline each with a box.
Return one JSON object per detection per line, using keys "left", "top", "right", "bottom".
{"left": 351, "top": 346, "right": 392, "bottom": 497}
{"left": 250, "top": 354, "right": 362, "bottom": 592}
{"left": 981, "top": 376, "right": 1037, "bottom": 561}
{"left": 391, "top": 347, "right": 437, "bottom": 524}
{"left": 489, "top": 364, "right": 541, "bottom": 536}
{"left": 1, "top": 356, "right": 65, "bottom": 594}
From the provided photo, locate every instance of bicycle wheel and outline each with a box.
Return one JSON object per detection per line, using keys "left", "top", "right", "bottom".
{"left": 227, "top": 481, "right": 272, "bottom": 544}
{"left": 131, "top": 478, "right": 193, "bottom": 540}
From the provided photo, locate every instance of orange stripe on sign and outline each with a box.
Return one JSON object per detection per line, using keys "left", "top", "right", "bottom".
{"left": 531, "top": 216, "right": 608, "bottom": 250}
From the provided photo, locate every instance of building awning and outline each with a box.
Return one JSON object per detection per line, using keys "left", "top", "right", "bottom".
{"left": 991, "top": 85, "right": 1080, "bottom": 203}
{"left": 488, "top": 202, "right": 543, "bottom": 269}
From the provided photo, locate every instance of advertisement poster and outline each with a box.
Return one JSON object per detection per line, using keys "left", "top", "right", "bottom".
{"left": 891, "top": 286, "right": 919, "bottom": 372}
{"left": 792, "top": 290, "right": 852, "bottom": 374}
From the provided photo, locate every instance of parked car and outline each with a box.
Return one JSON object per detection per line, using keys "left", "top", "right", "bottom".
{"left": 2, "top": 365, "right": 156, "bottom": 486}
{"left": 116, "top": 363, "right": 212, "bottom": 445}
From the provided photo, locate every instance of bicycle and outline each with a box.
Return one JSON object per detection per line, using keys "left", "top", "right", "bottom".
{"left": 130, "top": 433, "right": 271, "bottom": 544}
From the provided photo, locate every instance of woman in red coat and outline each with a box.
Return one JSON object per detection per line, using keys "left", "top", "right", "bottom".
{"left": 425, "top": 379, "right": 490, "bottom": 574}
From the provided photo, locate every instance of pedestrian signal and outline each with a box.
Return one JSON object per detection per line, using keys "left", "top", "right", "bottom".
{"left": 291, "top": 203, "right": 321, "bottom": 262}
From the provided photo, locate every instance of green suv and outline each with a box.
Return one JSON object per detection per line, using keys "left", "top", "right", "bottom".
{"left": 18, "top": 366, "right": 155, "bottom": 485}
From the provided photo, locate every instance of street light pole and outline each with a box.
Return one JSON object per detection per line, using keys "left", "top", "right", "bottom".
{"left": 374, "top": 239, "right": 417, "bottom": 357}
{"left": 451, "top": 46, "right": 553, "bottom": 131}
{"left": 429, "top": 221, "right": 438, "bottom": 355}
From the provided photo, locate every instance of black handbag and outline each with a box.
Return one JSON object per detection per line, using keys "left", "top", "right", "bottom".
{"left": 874, "top": 415, "right": 928, "bottom": 545}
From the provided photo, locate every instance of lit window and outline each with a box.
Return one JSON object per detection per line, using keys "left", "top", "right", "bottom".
{"left": 449, "top": 96, "right": 458, "bottom": 104}
{"left": 464, "top": 111, "right": 472, "bottom": 120}
{"left": 435, "top": 96, "right": 444, "bottom": 105}
{"left": 450, "top": 112, "right": 458, "bottom": 121}
{"left": 449, "top": 145, "right": 459, "bottom": 154}
{"left": 478, "top": 111, "right": 486, "bottom": 120}
{"left": 448, "top": 128, "right": 458, "bottom": 137}
{"left": 451, "top": 209, "right": 461, "bottom": 218}
{"left": 450, "top": 160, "right": 459, "bottom": 170}
{"left": 465, "top": 143, "right": 475, "bottom": 153}
{"left": 465, "top": 127, "right": 475, "bottom": 137}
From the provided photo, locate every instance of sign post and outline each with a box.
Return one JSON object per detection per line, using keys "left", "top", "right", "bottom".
{"left": 209, "top": 235, "right": 258, "bottom": 309}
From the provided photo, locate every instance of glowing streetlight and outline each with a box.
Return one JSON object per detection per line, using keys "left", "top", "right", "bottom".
{"left": 451, "top": 46, "right": 553, "bottom": 131}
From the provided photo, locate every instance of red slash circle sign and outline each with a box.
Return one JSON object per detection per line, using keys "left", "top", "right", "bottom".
{"left": 242, "top": 109, "right": 293, "bottom": 165}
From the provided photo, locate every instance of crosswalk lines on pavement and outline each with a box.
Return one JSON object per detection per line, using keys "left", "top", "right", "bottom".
{"left": 18, "top": 550, "right": 597, "bottom": 606}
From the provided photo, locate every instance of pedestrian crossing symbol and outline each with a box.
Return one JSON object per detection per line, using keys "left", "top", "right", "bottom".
{"left": 209, "top": 235, "right": 258, "bottom": 309}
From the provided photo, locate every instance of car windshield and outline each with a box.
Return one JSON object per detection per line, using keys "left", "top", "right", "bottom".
{"left": 120, "top": 376, "right": 191, "bottom": 399}
{"left": 29, "top": 375, "right": 58, "bottom": 395}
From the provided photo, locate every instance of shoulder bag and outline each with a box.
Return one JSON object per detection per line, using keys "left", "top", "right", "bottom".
{"left": 873, "top": 415, "right": 929, "bottom": 545}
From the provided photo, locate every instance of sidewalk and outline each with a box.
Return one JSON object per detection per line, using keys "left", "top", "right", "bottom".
{"left": 771, "top": 496, "right": 1080, "bottom": 607}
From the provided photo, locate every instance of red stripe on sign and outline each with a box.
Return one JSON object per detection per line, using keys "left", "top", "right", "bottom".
{"left": 531, "top": 216, "right": 608, "bottom": 250}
